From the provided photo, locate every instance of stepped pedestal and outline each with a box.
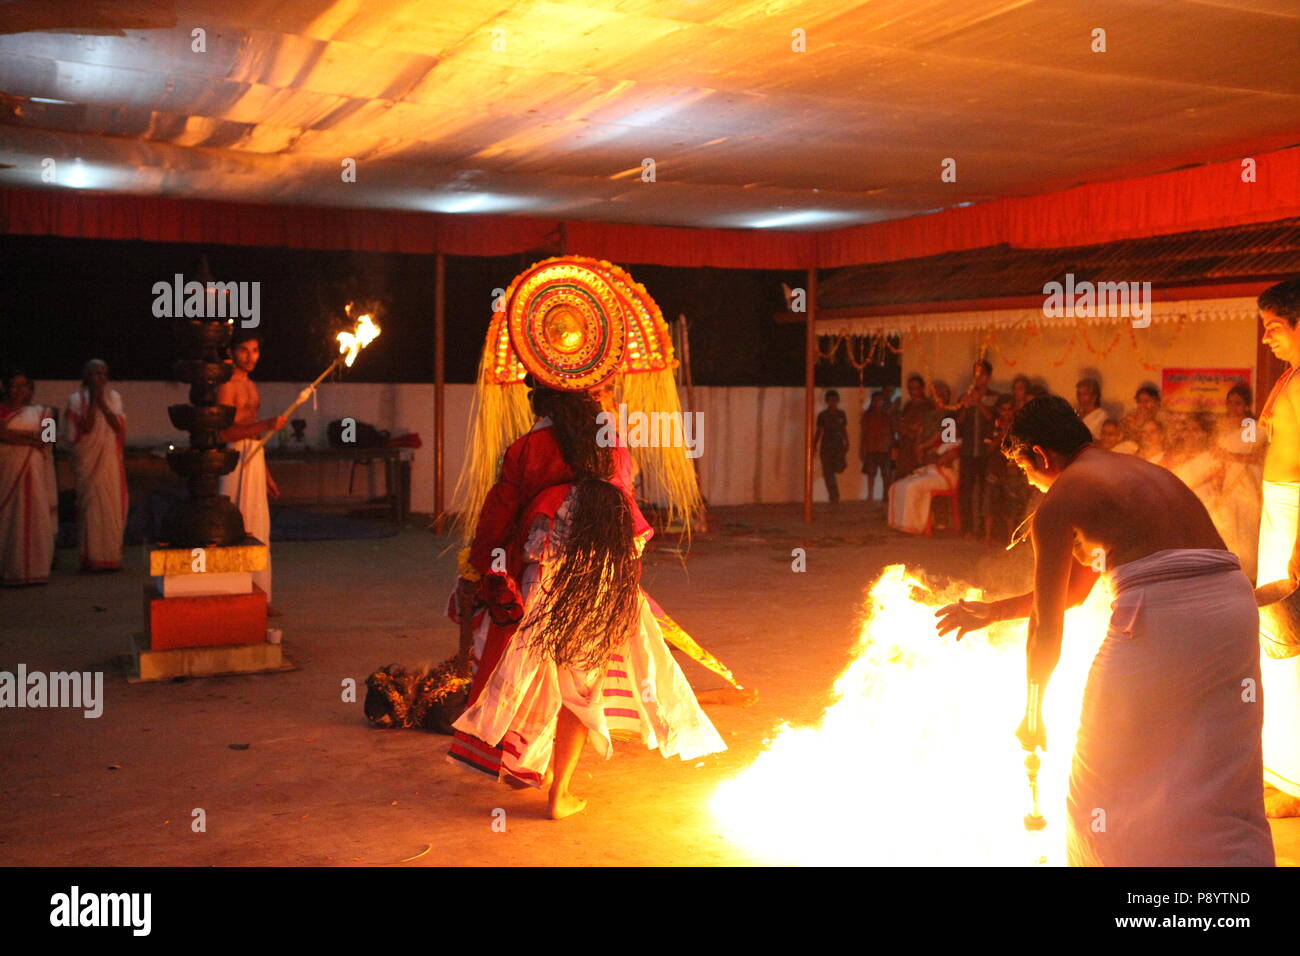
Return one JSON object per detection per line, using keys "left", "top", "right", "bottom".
{"left": 130, "top": 539, "right": 291, "bottom": 682}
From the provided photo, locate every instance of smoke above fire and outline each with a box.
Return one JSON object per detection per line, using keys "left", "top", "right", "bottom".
{"left": 710, "top": 564, "right": 1107, "bottom": 866}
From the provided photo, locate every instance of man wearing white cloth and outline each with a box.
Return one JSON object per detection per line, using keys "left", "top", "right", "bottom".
{"left": 64, "top": 360, "right": 126, "bottom": 571}
{"left": 1255, "top": 277, "right": 1300, "bottom": 818}
{"left": 216, "top": 332, "right": 285, "bottom": 605}
{"left": 937, "top": 396, "right": 1273, "bottom": 866}
{"left": 887, "top": 439, "right": 960, "bottom": 534}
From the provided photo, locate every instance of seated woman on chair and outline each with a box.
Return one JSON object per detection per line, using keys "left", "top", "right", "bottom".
{"left": 887, "top": 431, "right": 962, "bottom": 535}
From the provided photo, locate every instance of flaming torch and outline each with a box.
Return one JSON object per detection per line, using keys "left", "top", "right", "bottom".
{"left": 249, "top": 306, "right": 381, "bottom": 454}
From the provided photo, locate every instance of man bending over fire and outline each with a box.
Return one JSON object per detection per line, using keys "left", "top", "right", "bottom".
{"left": 936, "top": 396, "right": 1273, "bottom": 866}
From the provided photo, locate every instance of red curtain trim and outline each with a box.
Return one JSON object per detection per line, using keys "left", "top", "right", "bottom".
{"left": 2, "top": 146, "right": 1297, "bottom": 269}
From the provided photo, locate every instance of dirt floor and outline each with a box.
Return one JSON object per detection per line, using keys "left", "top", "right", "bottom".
{"left": 2, "top": 502, "right": 1297, "bottom": 867}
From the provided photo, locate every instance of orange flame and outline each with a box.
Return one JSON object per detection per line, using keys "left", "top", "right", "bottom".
{"left": 337, "top": 312, "right": 380, "bottom": 368}
{"left": 710, "top": 565, "right": 1106, "bottom": 865}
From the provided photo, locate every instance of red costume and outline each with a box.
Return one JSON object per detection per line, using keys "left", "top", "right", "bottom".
{"left": 449, "top": 422, "right": 649, "bottom": 777}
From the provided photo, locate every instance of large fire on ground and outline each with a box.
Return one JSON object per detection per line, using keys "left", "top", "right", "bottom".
{"left": 710, "top": 565, "right": 1110, "bottom": 865}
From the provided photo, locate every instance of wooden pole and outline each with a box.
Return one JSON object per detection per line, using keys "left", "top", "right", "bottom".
{"left": 804, "top": 267, "right": 817, "bottom": 524}
{"left": 434, "top": 253, "right": 446, "bottom": 532}
{"left": 249, "top": 357, "right": 341, "bottom": 455}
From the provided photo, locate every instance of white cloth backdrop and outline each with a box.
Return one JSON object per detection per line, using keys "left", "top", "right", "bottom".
{"left": 41, "top": 380, "right": 890, "bottom": 514}
{"left": 45, "top": 317, "right": 1262, "bottom": 515}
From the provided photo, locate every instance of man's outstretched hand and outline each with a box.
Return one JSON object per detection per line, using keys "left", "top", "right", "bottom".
{"left": 934, "top": 599, "right": 995, "bottom": 640}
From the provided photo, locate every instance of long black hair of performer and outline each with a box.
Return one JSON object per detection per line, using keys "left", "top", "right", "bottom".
{"left": 523, "top": 382, "right": 641, "bottom": 670}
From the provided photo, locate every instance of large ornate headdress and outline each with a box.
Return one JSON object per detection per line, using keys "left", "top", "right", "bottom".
{"left": 453, "top": 255, "right": 704, "bottom": 539}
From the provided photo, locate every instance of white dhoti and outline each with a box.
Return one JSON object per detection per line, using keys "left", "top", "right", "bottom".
{"left": 1257, "top": 480, "right": 1300, "bottom": 797}
{"left": 65, "top": 389, "right": 126, "bottom": 570}
{"left": 886, "top": 462, "right": 956, "bottom": 534}
{"left": 454, "top": 561, "right": 726, "bottom": 784}
{"left": 0, "top": 406, "right": 57, "bottom": 585}
{"left": 1067, "top": 549, "right": 1273, "bottom": 866}
{"left": 220, "top": 439, "right": 272, "bottom": 601}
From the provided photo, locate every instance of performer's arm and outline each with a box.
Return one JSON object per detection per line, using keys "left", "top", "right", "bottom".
{"left": 218, "top": 421, "right": 254, "bottom": 441}
{"left": 466, "top": 439, "right": 526, "bottom": 576}
{"left": 935, "top": 556, "right": 1097, "bottom": 637}
{"left": 1016, "top": 499, "right": 1074, "bottom": 752}
{"left": 215, "top": 383, "right": 285, "bottom": 441}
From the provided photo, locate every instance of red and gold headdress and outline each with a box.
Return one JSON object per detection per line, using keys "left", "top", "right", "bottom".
{"left": 455, "top": 256, "right": 703, "bottom": 538}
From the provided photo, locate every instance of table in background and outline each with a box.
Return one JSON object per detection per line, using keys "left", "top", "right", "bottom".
{"left": 265, "top": 445, "right": 410, "bottom": 522}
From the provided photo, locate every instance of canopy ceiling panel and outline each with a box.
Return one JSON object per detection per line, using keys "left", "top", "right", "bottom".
{"left": 0, "top": 0, "right": 1296, "bottom": 235}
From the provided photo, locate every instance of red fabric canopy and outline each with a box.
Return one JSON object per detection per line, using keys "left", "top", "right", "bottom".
{"left": 818, "top": 146, "right": 1300, "bottom": 268}
{"left": 3, "top": 146, "right": 1297, "bottom": 269}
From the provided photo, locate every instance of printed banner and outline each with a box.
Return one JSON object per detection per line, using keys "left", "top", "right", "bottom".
{"left": 1161, "top": 368, "right": 1251, "bottom": 414}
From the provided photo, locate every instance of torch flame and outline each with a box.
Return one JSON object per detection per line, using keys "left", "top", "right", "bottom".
{"left": 710, "top": 565, "right": 1107, "bottom": 866}
{"left": 337, "top": 312, "right": 380, "bottom": 368}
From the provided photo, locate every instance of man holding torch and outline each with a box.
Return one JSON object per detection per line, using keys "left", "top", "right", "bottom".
{"left": 216, "top": 310, "right": 379, "bottom": 609}
{"left": 217, "top": 331, "right": 287, "bottom": 606}
{"left": 935, "top": 396, "right": 1273, "bottom": 866}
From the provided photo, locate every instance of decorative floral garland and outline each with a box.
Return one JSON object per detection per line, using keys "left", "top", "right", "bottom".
{"left": 815, "top": 313, "right": 1186, "bottom": 381}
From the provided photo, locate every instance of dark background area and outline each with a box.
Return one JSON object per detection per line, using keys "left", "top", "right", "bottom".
{"left": 1, "top": 235, "right": 898, "bottom": 389}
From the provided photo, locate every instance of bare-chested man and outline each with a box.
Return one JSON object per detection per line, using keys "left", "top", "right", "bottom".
{"left": 217, "top": 332, "right": 286, "bottom": 606}
{"left": 936, "top": 396, "right": 1273, "bottom": 866}
{"left": 1255, "top": 277, "right": 1300, "bottom": 818}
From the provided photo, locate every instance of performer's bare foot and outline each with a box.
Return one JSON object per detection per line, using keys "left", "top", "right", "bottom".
{"left": 548, "top": 707, "right": 584, "bottom": 818}
{"left": 548, "top": 791, "right": 586, "bottom": 820}
{"left": 1264, "top": 784, "right": 1300, "bottom": 818}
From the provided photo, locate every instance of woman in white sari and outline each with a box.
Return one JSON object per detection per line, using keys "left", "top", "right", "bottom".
{"left": 0, "top": 371, "right": 57, "bottom": 586}
{"left": 64, "top": 360, "right": 126, "bottom": 571}
{"left": 1214, "top": 385, "right": 1263, "bottom": 582}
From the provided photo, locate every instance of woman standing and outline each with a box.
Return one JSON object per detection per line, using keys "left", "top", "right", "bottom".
{"left": 0, "top": 370, "right": 57, "bottom": 586}
{"left": 1214, "top": 384, "right": 1263, "bottom": 581}
{"left": 65, "top": 360, "right": 126, "bottom": 571}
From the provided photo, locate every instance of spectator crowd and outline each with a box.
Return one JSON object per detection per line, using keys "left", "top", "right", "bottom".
{"left": 817, "top": 364, "right": 1262, "bottom": 574}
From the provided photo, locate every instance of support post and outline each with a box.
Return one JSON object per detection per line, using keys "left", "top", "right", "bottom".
{"left": 804, "top": 267, "right": 817, "bottom": 524}
{"left": 434, "top": 253, "right": 446, "bottom": 532}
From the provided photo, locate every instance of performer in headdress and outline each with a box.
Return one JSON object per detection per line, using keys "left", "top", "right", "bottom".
{"left": 448, "top": 257, "right": 735, "bottom": 819}
{"left": 64, "top": 359, "right": 126, "bottom": 571}
{"left": 0, "top": 369, "right": 58, "bottom": 586}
